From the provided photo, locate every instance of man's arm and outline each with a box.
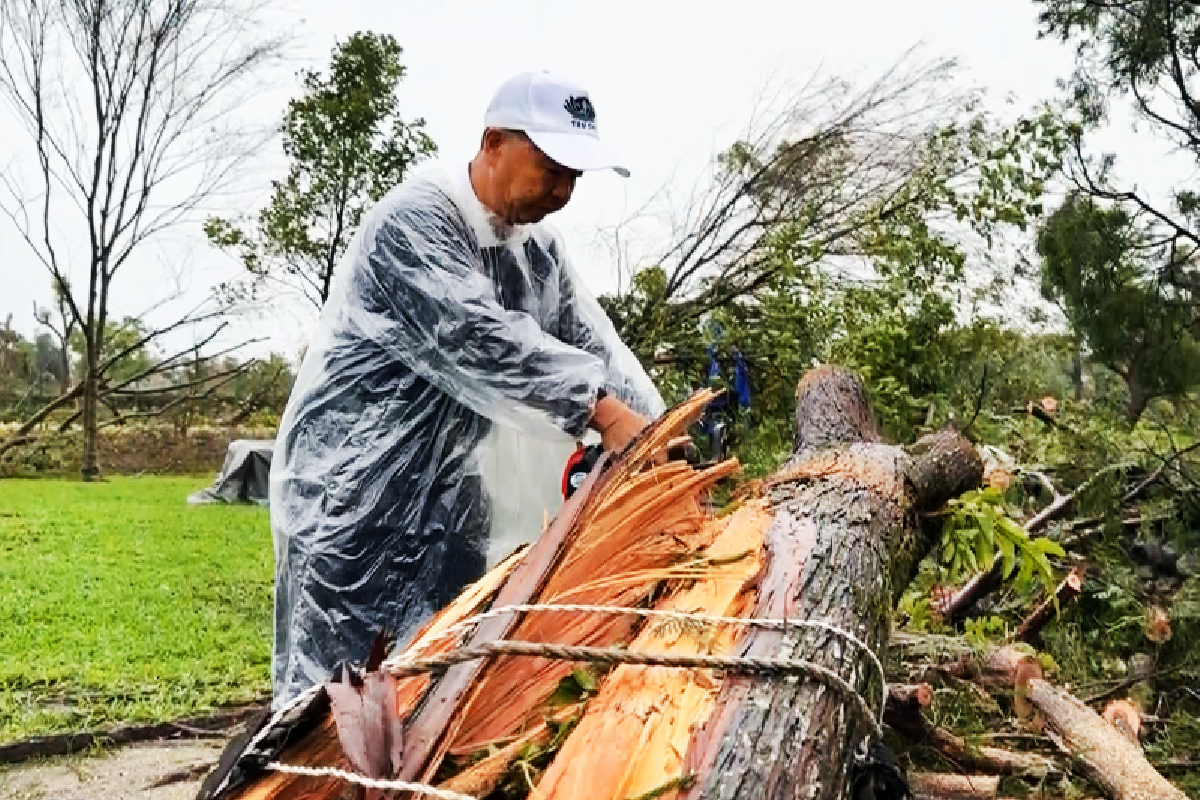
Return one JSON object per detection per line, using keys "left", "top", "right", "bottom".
{"left": 352, "top": 188, "right": 610, "bottom": 438}
{"left": 546, "top": 232, "right": 667, "bottom": 420}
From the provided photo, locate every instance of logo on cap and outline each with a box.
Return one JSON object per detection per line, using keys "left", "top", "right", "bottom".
{"left": 563, "top": 95, "right": 596, "bottom": 130}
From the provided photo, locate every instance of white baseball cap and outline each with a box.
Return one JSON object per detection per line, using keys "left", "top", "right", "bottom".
{"left": 484, "top": 71, "right": 630, "bottom": 178}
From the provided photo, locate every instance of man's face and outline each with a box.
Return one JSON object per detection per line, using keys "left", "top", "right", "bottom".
{"left": 492, "top": 132, "right": 581, "bottom": 225}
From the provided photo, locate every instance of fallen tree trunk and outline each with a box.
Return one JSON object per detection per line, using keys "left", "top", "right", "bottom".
{"left": 1026, "top": 679, "right": 1188, "bottom": 800}
{"left": 677, "top": 367, "right": 982, "bottom": 800}
{"left": 200, "top": 368, "right": 983, "bottom": 800}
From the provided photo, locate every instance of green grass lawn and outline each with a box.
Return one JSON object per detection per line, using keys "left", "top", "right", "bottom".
{"left": 0, "top": 476, "right": 273, "bottom": 743}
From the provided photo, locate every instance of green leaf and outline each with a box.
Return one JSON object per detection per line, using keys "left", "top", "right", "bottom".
{"left": 997, "top": 517, "right": 1027, "bottom": 541}
{"left": 976, "top": 527, "right": 995, "bottom": 570}
{"left": 1035, "top": 538, "right": 1066, "bottom": 558}
{"left": 1016, "top": 556, "right": 1035, "bottom": 593}
{"left": 978, "top": 504, "right": 995, "bottom": 541}
{"left": 999, "top": 533, "right": 1017, "bottom": 579}
{"left": 572, "top": 666, "right": 598, "bottom": 694}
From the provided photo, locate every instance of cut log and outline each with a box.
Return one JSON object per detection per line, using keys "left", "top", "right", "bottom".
{"left": 1013, "top": 565, "right": 1087, "bottom": 644}
{"left": 1025, "top": 679, "right": 1187, "bottom": 800}
{"left": 889, "top": 682, "right": 934, "bottom": 710}
{"left": 1102, "top": 700, "right": 1142, "bottom": 747}
{"left": 909, "top": 773, "right": 1000, "bottom": 800}
{"left": 677, "top": 367, "right": 983, "bottom": 800}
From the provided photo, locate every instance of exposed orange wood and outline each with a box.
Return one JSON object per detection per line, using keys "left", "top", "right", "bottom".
{"left": 535, "top": 500, "right": 772, "bottom": 800}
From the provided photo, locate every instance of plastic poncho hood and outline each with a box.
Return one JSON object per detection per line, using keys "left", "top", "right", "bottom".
{"left": 268, "top": 162, "right": 664, "bottom": 709}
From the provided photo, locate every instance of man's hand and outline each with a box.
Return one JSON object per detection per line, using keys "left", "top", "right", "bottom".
{"left": 589, "top": 394, "right": 648, "bottom": 454}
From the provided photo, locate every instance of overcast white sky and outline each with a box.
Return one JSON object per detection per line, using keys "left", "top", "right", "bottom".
{"left": 0, "top": 0, "right": 1178, "bottom": 361}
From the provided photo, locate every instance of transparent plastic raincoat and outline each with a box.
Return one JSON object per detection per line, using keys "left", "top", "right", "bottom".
{"left": 268, "top": 163, "right": 664, "bottom": 709}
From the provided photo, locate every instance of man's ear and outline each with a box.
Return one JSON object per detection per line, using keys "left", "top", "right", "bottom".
{"left": 480, "top": 127, "right": 506, "bottom": 154}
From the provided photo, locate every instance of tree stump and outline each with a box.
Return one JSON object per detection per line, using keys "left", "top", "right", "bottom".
{"left": 680, "top": 366, "right": 982, "bottom": 800}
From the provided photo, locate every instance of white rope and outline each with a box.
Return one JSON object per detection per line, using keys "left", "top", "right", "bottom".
{"left": 265, "top": 762, "right": 479, "bottom": 800}
{"left": 385, "top": 602, "right": 888, "bottom": 724}
{"left": 258, "top": 611, "right": 887, "bottom": 799}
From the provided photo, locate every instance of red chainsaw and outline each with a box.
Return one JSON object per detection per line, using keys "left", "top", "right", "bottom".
{"left": 560, "top": 438, "right": 703, "bottom": 500}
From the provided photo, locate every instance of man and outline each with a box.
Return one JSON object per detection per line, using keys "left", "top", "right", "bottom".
{"left": 268, "top": 71, "right": 665, "bottom": 709}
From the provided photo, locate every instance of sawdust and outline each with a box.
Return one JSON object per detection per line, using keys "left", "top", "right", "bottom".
{"left": 0, "top": 739, "right": 224, "bottom": 800}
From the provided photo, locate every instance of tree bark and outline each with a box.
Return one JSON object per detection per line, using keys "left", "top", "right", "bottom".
{"left": 1125, "top": 365, "right": 1148, "bottom": 425}
{"left": 1013, "top": 565, "right": 1087, "bottom": 644}
{"left": 1026, "top": 679, "right": 1187, "bottom": 800}
{"left": 80, "top": 351, "right": 101, "bottom": 481}
{"left": 909, "top": 773, "right": 999, "bottom": 800}
{"left": 679, "top": 366, "right": 983, "bottom": 800}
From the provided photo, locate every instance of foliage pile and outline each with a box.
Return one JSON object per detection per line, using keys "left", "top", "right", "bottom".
{"left": 886, "top": 405, "right": 1200, "bottom": 798}
{"left": 0, "top": 422, "right": 276, "bottom": 477}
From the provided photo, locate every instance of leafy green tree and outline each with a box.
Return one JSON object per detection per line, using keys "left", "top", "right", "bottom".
{"left": 1036, "top": 193, "right": 1200, "bottom": 422}
{"left": 207, "top": 32, "right": 436, "bottom": 309}
{"left": 608, "top": 105, "right": 1067, "bottom": 450}
{"left": 1035, "top": 0, "right": 1200, "bottom": 314}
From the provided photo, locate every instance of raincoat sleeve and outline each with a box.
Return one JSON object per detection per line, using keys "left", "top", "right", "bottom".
{"left": 549, "top": 234, "right": 667, "bottom": 420}
{"left": 351, "top": 187, "right": 608, "bottom": 438}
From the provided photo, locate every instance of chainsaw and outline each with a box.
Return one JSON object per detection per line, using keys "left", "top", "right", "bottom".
{"left": 561, "top": 438, "right": 704, "bottom": 500}
{"left": 561, "top": 443, "right": 605, "bottom": 500}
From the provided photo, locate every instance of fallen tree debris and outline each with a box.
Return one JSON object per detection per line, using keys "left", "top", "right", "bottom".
{"left": 0, "top": 703, "right": 267, "bottom": 765}
{"left": 197, "top": 368, "right": 983, "bottom": 800}
{"left": 884, "top": 690, "right": 1057, "bottom": 776}
{"left": 1025, "top": 679, "right": 1188, "bottom": 800}
{"left": 1013, "top": 564, "right": 1088, "bottom": 644}
{"left": 909, "top": 772, "right": 1000, "bottom": 800}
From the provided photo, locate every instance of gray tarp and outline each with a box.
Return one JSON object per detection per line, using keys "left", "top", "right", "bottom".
{"left": 268, "top": 161, "right": 664, "bottom": 709}
{"left": 188, "top": 440, "right": 274, "bottom": 506}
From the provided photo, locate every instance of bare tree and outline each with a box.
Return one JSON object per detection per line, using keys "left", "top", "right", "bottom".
{"left": 600, "top": 54, "right": 1064, "bottom": 358}
{"left": 0, "top": 0, "right": 283, "bottom": 478}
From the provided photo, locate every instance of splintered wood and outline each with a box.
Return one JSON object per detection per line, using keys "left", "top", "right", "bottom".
{"left": 414, "top": 391, "right": 740, "bottom": 784}
{"left": 208, "top": 373, "right": 995, "bottom": 800}
{"left": 535, "top": 501, "right": 771, "bottom": 800}
{"left": 218, "top": 389, "right": 753, "bottom": 800}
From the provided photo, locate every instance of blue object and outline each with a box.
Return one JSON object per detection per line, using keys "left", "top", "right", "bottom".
{"left": 732, "top": 348, "right": 752, "bottom": 409}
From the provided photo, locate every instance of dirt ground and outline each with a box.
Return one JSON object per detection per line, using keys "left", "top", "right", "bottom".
{"left": 0, "top": 739, "right": 226, "bottom": 800}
